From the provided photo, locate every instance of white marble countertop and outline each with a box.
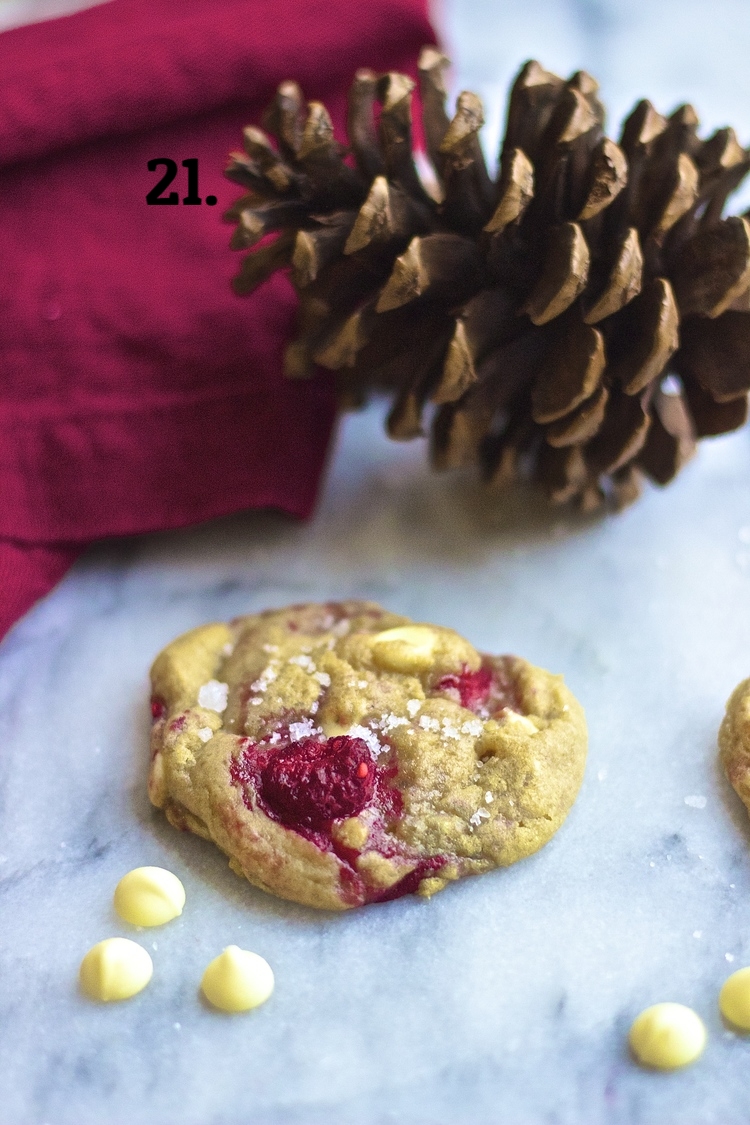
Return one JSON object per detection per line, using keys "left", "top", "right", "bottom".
{"left": 3, "top": 2, "right": 750, "bottom": 1123}
{"left": 2, "top": 404, "right": 750, "bottom": 1125}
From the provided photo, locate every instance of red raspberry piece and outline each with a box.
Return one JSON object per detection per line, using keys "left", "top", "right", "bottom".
{"left": 150, "top": 696, "right": 166, "bottom": 721}
{"left": 373, "top": 855, "right": 447, "bottom": 903}
{"left": 259, "top": 736, "right": 375, "bottom": 831}
{"left": 436, "top": 666, "right": 492, "bottom": 711}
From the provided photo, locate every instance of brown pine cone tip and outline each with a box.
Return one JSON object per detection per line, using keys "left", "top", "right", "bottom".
{"left": 225, "top": 49, "right": 750, "bottom": 511}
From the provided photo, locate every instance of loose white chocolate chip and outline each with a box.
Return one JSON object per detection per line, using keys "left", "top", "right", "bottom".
{"left": 370, "top": 625, "right": 438, "bottom": 674}
{"left": 79, "top": 938, "right": 153, "bottom": 1002}
{"left": 201, "top": 946, "right": 274, "bottom": 1013}
{"left": 629, "top": 1003, "right": 706, "bottom": 1069}
{"left": 114, "top": 866, "right": 186, "bottom": 927}
{"left": 719, "top": 966, "right": 750, "bottom": 1030}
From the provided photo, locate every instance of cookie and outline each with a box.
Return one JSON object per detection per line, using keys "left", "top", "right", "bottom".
{"left": 719, "top": 677, "right": 750, "bottom": 815}
{"left": 148, "top": 601, "right": 587, "bottom": 910}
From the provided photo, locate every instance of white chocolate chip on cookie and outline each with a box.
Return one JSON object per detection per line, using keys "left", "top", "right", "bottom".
{"left": 370, "top": 625, "right": 439, "bottom": 673}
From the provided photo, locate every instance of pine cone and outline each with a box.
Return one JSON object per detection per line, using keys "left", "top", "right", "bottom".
{"left": 225, "top": 51, "right": 750, "bottom": 510}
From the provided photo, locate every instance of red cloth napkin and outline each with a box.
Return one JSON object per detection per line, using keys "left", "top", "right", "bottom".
{"left": 0, "top": 0, "right": 434, "bottom": 640}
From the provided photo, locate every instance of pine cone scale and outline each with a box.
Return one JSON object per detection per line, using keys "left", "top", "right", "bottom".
{"left": 546, "top": 383, "right": 609, "bottom": 447}
{"left": 672, "top": 216, "right": 750, "bottom": 317}
{"left": 524, "top": 222, "right": 590, "bottom": 324}
{"left": 682, "top": 378, "right": 748, "bottom": 436}
{"left": 606, "top": 278, "right": 679, "bottom": 396}
{"left": 674, "top": 312, "right": 750, "bottom": 401}
{"left": 585, "top": 387, "right": 651, "bottom": 475}
{"left": 637, "top": 386, "right": 696, "bottom": 485}
{"left": 532, "top": 321, "right": 605, "bottom": 423}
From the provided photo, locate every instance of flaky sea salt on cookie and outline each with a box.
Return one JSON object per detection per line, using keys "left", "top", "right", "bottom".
{"left": 148, "top": 601, "right": 587, "bottom": 910}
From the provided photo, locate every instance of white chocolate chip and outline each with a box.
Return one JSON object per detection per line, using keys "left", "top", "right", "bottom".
{"left": 720, "top": 967, "right": 750, "bottom": 1030}
{"left": 201, "top": 946, "right": 274, "bottom": 1013}
{"left": 370, "top": 625, "right": 438, "bottom": 674}
{"left": 629, "top": 1004, "right": 706, "bottom": 1069}
{"left": 79, "top": 938, "right": 153, "bottom": 1002}
{"left": 114, "top": 867, "right": 186, "bottom": 927}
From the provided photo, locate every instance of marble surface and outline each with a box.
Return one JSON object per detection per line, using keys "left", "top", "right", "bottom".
{"left": 1, "top": 404, "right": 750, "bottom": 1125}
{"left": 3, "top": 1, "right": 750, "bottom": 1123}
{"left": 0, "top": 0, "right": 108, "bottom": 32}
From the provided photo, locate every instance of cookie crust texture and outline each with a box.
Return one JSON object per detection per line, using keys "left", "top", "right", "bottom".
{"left": 720, "top": 678, "right": 750, "bottom": 815}
{"left": 148, "top": 601, "right": 587, "bottom": 910}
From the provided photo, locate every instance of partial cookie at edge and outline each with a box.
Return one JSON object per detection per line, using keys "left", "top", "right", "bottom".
{"left": 720, "top": 677, "right": 750, "bottom": 813}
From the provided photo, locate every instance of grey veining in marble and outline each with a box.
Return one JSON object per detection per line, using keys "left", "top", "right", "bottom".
{"left": 3, "top": 1, "right": 750, "bottom": 1122}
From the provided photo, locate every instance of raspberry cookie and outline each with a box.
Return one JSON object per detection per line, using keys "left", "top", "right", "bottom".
{"left": 148, "top": 602, "right": 587, "bottom": 910}
{"left": 720, "top": 678, "right": 750, "bottom": 815}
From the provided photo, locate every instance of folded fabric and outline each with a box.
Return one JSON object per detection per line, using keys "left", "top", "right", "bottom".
{"left": 0, "top": 0, "right": 434, "bottom": 640}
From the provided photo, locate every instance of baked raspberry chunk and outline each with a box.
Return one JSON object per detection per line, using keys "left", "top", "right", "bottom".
{"left": 150, "top": 696, "right": 166, "bottom": 721}
{"left": 436, "top": 666, "right": 492, "bottom": 711}
{"left": 259, "top": 736, "right": 375, "bottom": 831}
